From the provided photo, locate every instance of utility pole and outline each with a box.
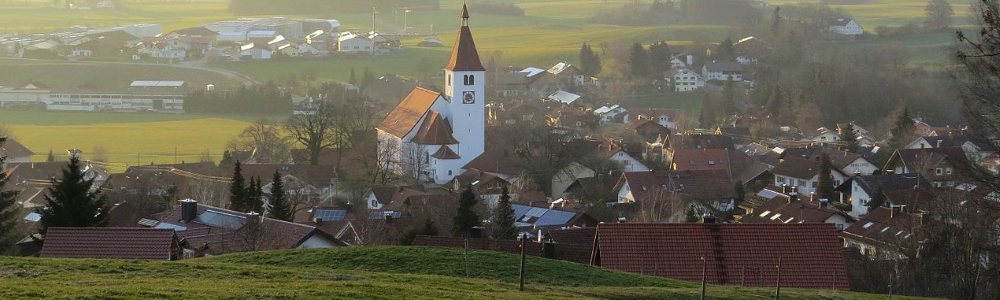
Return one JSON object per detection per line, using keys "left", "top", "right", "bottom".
{"left": 701, "top": 256, "right": 707, "bottom": 300}
{"left": 404, "top": 7, "right": 411, "bottom": 34}
{"left": 775, "top": 257, "right": 782, "bottom": 300}
{"left": 519, "top": 233, "right": 527, "bottom": 292}
{"left": 371, "top": 6, "right": 377, "bottom": 56}
{"left": 464, "top": 239, "right": 470, "bottom": 277}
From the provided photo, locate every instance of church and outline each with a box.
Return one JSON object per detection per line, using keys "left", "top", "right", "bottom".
{"left": 375, "top": 4, "right": 486, "bottom": 184}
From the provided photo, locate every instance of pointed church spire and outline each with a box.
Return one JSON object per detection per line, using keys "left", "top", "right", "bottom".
{"left": 444, "top": 3, "right": 485, "bottom": 71}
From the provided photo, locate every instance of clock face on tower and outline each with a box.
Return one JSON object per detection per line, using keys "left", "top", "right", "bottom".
{"left": 462, "top": 91, "right": 476, "bottom": 104}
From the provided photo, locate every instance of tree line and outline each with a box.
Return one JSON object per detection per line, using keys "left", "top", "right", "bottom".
{"left": 590, "top": 0, "right": 761, "bottom": 26}
{"left": 185, "top": 82, "right": 293, "bottom": 115}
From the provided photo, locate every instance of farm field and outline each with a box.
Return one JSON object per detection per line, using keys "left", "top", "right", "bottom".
{"left": 0, "top": 58, "right": 245, "bottom": 90}
{"left": 0, "top": 246, "right": 939, "bottom": 300}
{"left": 0, "top": 111, "right": 262, "bottom": 171}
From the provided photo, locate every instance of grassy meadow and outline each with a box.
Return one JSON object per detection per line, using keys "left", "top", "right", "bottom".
{"left": 0, "top": 246, "right": 939, "bottom": 299}
{"left": 0, "top": 111, "right": 260, "bottom": 171}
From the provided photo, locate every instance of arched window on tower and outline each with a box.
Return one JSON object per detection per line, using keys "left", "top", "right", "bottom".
{"left": 464, "top": 74, "right": 475, "bottom": 85}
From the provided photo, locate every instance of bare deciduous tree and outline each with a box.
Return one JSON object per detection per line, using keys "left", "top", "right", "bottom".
{"left": 229, "top": 117, "right": 292, "bottom": 164}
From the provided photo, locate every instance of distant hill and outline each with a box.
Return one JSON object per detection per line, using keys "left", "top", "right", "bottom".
{"left": 0, "top": 246, "right": 940, "bottom": 299}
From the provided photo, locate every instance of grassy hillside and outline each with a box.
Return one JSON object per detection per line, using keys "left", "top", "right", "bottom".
{"left": 0, "top": 246, "right": 937, "bottom": 300}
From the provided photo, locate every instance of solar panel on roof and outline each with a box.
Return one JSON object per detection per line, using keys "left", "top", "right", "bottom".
{"left": 23, "top": 212, "right": 42, "bottom": 222}
{"left": 194, "top": 210, "right": 246, "bottom": 230}
{"left": 314, "top": 209, "right": 346, "bottom": 221}
{"left": 368, "top": 211, "right": 401, "bottom": 219}
{"left": 154, "top": 222, "right": 187, "bottom": 231}
{"left": 137, "top": 218, "right": 159, "bottom": 227}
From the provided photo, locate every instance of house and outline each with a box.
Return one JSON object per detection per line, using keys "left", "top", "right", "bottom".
{"left": 626, "top": 119, "right": 671, "bottom": 144}
{"left": 734, "top": 36, "right": 771, "bottom": 64}
{"left": 157, "top": 199, "right": 346, "bottom": 255}
{"left": 771, "top": 156, "right": 848, "bottom": 195}
{"left": 670, "top": 148, "right": 731, "bottom": 172}
{"left": 845, "top": 173, "right": 933, "bottom": 217}
{"left": 884, "top": 147, "right": 967, "bottom": 187}
{"left": 738, "top": 188, "right": 854, "bottom": 231}
{"left": 443, "top": 170, "right": 510, "bottom": 201}
{"left": 715, "top": 126, "right": 751, "bottom": 147}
{"left": 277, "top": 44, "right": 301, "bottom": 57}
{"left": 623, "top": 108, "right": 683, "bottom": 130}
{"left": 375, "top": 7, "right": 485, "bottom": 184}
{"left": 570, "top": 137, "right": 650, "bottom": 172}
{"left": 546, "top": 90, "right": 581, "bottom": 105}
{"left": 591, "top": 223, "right": 850, "bottom": 289}
{"left": 779, "top": 147, "right": 879, "bottom": 176}
{"left": 665, "top": 68, "right": 704, "bottom": 92}
{"left": 463, "top": 148, "right": 596, "bottom": 198}
{"left": 364, "top": 185, "right": 426, "bottom": 209}
{"left": 904, "top": 135, "right": 995, "bottom": 162}
{"left": 829, "top": 18, "right": 864, "bottom": 36}
{"left": 337, "top": 32, "right": 374, "bottom": 53}
{"left": 670, "top": 54, "right": 694, "bottom": 68}
{"left": 547, "top": 62, "right": 586, "bottom": 86}
{"left": 38, "top": 227, "right": 182, "bottom": 260}
{"left": 614, "top": 169, "right": 735, "bottom": 206}
{"left": 511, "top": 204, "right": 597, "bottom": 235}
{"left": 807, "top": 127, "right": 841, "bottom": 143}
{"left": 701, "top": 62, "right": 743, "bottom": 81}
{"left": 592, "top": 104, "right": 626, "bottom": 123}
{"left": 841, "top": 206, "right": 923, "bottom": 259}
{"left": 239, "top": 43, "right": 271, "bottom": 60}
{"left": 0, "top": 138, "right": 34, "bottom": 163}
{"left": 546, "top": 104, "right": 599, "bottom": 129}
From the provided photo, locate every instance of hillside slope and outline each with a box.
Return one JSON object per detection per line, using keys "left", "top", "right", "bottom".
{"left": 0, "top": 246, "right": 935, "bottom": 299}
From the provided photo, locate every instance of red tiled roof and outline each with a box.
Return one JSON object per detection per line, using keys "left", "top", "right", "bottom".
{"left": 547, "top": 227, "right": 597, "bottom": 264}
{"left": 431, "top": 145, "right": 461, "bottom": 159}
{"left": 739, "top": 195, "right": 851, "bottom": 225}
{"left": 39, "top": 227, "right": 179, "bottom": 260}
{"left": 376, "top": 87, "right": 442, "bottom": 138}
{"left": 840, "top": 207, "right": 923, "bottom": 255}
{"left": 411, "top": 111, "right": 459, "bottom": 145}
{"left": 594, "top": 223, "right": 849, "bottom": 289}
{"left": 443, "top": 6, "right": 485, "bottom": 72}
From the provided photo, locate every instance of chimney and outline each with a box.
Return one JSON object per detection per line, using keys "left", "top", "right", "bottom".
{"left": 246, "top": 211, "right": 262, "bottom": 232}
{"left": 789, "top": 190, "right": 798, "bottom": 203}
{"left": 819, "top": 198, "right": 829, "bottom": 208}
{"left": 781, "top": 184, "right": 788, "bottom": 194}
{"left": 471, "top": 226, "right": 485, "bottom": 238}
{"left": 890, "top": 205, "right": 905, "bottom": 218}
{"left": 702, "top": 215, "right": 716, "bottom": 223}
{"left": 179, "top": 199, "right": 198, "bottom": 223}
{"left": 313, "top": 217, "right": 323, "bottom": 226}
{"left": 67, "top": 149, "right": 83, "bottom": 160}
{"left": 936, "top": 140, "right": 942, "bottom": 148}
{"left": 383, "top": 211, "right": 394, "bottom": 223}
{"left": 617, "top": 217, "right": 627, "bottom": 223}
{"left": 809, "top": 192, "right": 815, "bottom": 203}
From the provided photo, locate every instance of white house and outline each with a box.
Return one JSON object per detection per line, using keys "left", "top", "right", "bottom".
{"left": 829, "top": 18, "right": 864, "bottom": 36}
{"left": 0, "top": 138, "right": 34, "bottom": 163}
{"left": 702, "top": 62, "right": 743, "bottom": 81}
{"left": 670, "top": 54, "right": 693, "bottom": 68}
{"left": 337, "top": 33, "right": 374, "bottom": 53}
{"left": 546, "top": 90, "right": 581, "bottom": 105}
{"left": 808, "top": 127, "right": 841, "bottom": 143}
{"left": 848, "top": 174, "right": 930, "bottom": 217}
{"left": 772, "top": 157, "right": 848, "bottom": 196}
{"left": 666, "top": 68, "right": 704, "bottom": 92}
{"left": 593, "top": 105, "right": 626, "bottom": 123}
{"left": 375, "top": 5, "right": 486, "bottom": 184}
{"left": 239, "top": 43, "right": 271, "bottom": 60}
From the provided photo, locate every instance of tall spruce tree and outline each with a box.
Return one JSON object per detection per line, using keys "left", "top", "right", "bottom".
{"left": 817, "top": 153, "right": 835, "bottom": 201}
{"left": 229, "top": 161, "right": 247, "bottom": 212}
{"left": 579, "top": 43, "right": 602, "bottom": 77}
{"left": 889, "top": 107, "right": 915, "bottom": 149}
{"left": 648, "top": 41, "right": 673, "bottom": 77}
{"left": 867, "top": 187, "right": 886, "bottom": 211}
{"left": 37, "top": 157, "right": 109, "bottom": 234}
{"left": 840, "top": 123, "right": 860, "bottom": 153}
{"left": 628, "top": 42, "right": 650, "bottom": 78}
{"left": 253, "top": 176, "right": 265, "bottom": 213}
{"left": 268, "top": 170, "right": 293, "bottom": 221}
{"left": 492, "top": 186, "right": 516, "bottom": 240}
{"left": 245, "top": 176, "right": 264, "bottom": 213}
{"left": 349, "top": 68, "right": 357, "bottom": 85}
{"left": 46, "top": 149, "right": 55, "bottom": 162}
{"left": 0, "top": 138, "right": 21, "bottom": 253}
{"left": 452, "top": 187, "right": 480, "bottom": 237}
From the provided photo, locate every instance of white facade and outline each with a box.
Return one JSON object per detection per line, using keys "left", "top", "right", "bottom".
{"left": 669, "top": 69, "right": 704, "bottom": 92}
{"left": 773, "top": 171, "right": 847, "bottom": 196}
{"left": 829, "top": 19, "right": 864, "bottom": 35}
{"left": 611, "top": 150, "right": 651, "bottom": 172}
{"left": 337, "top": 34, "right": 374, "bottom": 53}
{"left": 842, "top": 157, "right": 878, "bottom": 176}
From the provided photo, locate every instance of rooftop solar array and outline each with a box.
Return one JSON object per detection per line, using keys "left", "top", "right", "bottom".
{"left": 369, "top": 211, "right": 402, "bottom": 219}
{"left": 194, "top": 210, "right": 246, "bottom": 230}
{"left": 154, "top": 222, "right": 187, "bottom": 231}
{"left": 314, "top": 209, "right": 347, "bottom": 221}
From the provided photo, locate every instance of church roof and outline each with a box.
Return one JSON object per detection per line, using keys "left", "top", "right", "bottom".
{"left": 431, "top": 145, "right": 461, "bottom": 160}
{"left": 411, "top": 110, "right": 459, "bottom": 145}
{"left": 444, "top": 5, "right": 485, "bottom": 72}
{"left": 376, "top": 87, "right": 442, "bottom": 138}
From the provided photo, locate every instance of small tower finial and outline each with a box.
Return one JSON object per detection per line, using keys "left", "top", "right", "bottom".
{"left": 461, "top": 3, "right": 470, "bottom": 26}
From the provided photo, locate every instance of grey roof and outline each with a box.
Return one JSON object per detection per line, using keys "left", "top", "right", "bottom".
{"left": 853, "top": 173, "right": 932, "bottom": 196}
{"left": 704, "top": 62, "right": 743, "bottom": 73}
{"left": 512, "top": 204, "right": 580, "bottom": 228}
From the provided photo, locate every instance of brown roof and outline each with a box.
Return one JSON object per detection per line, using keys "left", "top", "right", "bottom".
{"left": 376, "top": 87, "right": 442, "bottom": 138}
{"left": 443, "top": 6, "right": 485, "bottom": 72}
{"left": 671, "top": 149, "right": 730, "bottom": 172}
{"left": 593, "top": 223, "right": 850, "bottom": 289}
{"left": 106, "top": 203, "right": 152, "bottom": 227}
{"left": 411, "top": 111, "right": 459, "bottom": 145}
{"left": 431, "top": 145, "right": 461, "bottom": 159}
{"left": 547, "top": 227, "right": 597, "bottom": 264}
{"left": 772, "top": 156, "right": 844, "bottom": 179}
{"left": 39, "top": 227, "right": 179, "bottom": 260}
{"left": 841, "top": 207, "right": 923, "bottom": 255}
{"left": 0, "top": 138, "right": 34, "bottom": 157}
{"left": 739, "top": 195, "right": 851, "bottom": 225}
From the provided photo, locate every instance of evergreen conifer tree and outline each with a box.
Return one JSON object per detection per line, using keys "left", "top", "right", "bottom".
{"left": 268, "top": 170, "right": 293, "bottom": 221}
{"left": 452, "top": 187, "right": 480, "bottom": 237}
{"left": 889, "top": 107, "right": 915, "bottom": 149}
{"left": 399, "top": 217, "right": 439, "bottom": 245}
{"left": 37, "top": 157, "right": 109, "bottom": 234}
{"left": 253, "top": 176, "right": 265, "bottom": 213}
{"left": 817, "top": 153, "right": 835, "bottom": 201}
{"left": 0, "top": 138, "right": 21, "bottom": 253}
{"left": 628, "top": 42, "right": 650, "bottom": 78}
{"left": 579, "top": 43, "right": 602, "bottom": 77}
{"left": 229, "top": 161, "right": 247, "bottom": 212}
{"left": 840, "top": 123, "right": 860, "bottom": 153}
{"left": 46, "top": 149, "right": 55, "bottom": 162}
{"left": 867, "top": 187, "right": 886, "bottom": 211}
{"left": 492, "top": 186, "right": 516, "bottom": 239}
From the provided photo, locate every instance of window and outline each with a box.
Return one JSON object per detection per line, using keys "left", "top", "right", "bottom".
{"left": 935, "top": 168, "right": 943, "bottom": 175}
{"left": 708, "top": 160, "right": 715, "bottom": 166}
{"left": 448, "top": 170, "right": 453, "bottom": 176}
{"left": 776, "top": 177, "right": 785, "bottom": 183}
{"left": 447, "top": 74, "right": 451, "bottom": 86}
{"left": 946, "top": 168, "right": 953, "bottom": 175}
{"left": 463, "top": 74, "right": 475, "bottom": 85}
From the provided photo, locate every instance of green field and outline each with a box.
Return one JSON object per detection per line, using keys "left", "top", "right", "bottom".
{"left": 0, "top": 111, "right": 260, "bottom": 171}
{"left": 0, "top": 246, "right": 937, "bottom": 299}
{"left": 0, "top": 59, "right": 245, "bottom": 90}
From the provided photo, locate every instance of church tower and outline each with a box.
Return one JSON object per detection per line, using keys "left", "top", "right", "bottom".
{"left": 443, "top": 4, "right": 486, "bottom": 161}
